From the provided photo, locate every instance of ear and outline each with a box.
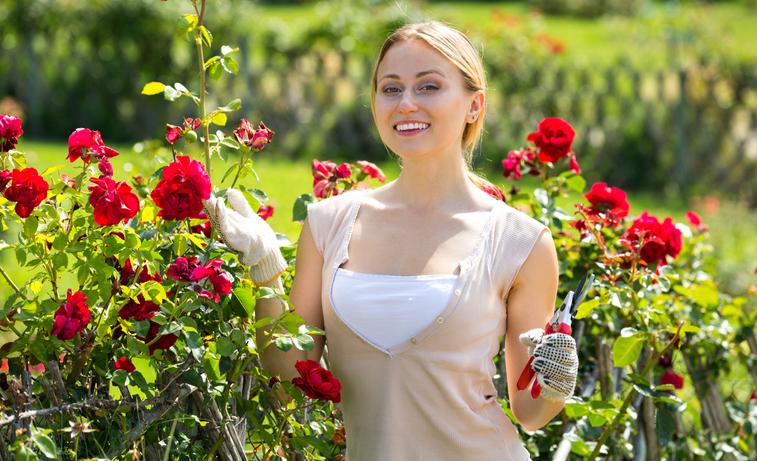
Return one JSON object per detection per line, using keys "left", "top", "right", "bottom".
{"left": 467, "top": 90, "right": 485, "bottom": 123}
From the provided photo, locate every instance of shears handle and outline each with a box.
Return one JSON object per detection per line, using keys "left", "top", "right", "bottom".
{"left": 517, "top": 322, "right": 573, "bottom": 398}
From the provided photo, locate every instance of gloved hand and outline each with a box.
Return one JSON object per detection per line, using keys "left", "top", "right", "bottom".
{"left": 519, "top": 328, "right": 578, "bottom": 402}
{"left": 203, "top": 189, "right": 287, "bottom": 285}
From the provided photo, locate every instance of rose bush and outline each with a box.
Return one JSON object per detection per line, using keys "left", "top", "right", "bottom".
{"left": 0, "top": 2, "right": 753, "bottom": 461}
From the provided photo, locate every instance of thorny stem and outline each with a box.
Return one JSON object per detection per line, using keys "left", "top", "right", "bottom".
{"left": 229, "top": 149, "right": 248, "bottom": 189}
{"left": 586, "top": 321, "right": 685, "bottom": 460}
{"left": 0, "top": 264, "right": 26, "bottom": 301}
{"left": 194, "top": 0, "right": 212, "bottom": 178}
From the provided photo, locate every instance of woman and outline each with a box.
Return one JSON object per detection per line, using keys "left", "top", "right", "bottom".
{"left": 205, "top": 21, "right": 578, "bottom": 460}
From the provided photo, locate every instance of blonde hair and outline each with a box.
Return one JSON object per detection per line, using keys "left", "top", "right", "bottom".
{"left": 370, "top": 21, "right": 502, "bottom": 199}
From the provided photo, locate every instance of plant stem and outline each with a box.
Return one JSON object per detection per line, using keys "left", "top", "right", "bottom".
{"left": 0, "top": 265, "right": 26, "bottom": 301}
{"left": 195, "top": 0, "right": 212, "bottom": 177}
{"left": 229, "top": 150, "right": 248, "bottom": 189}
{"left": 163, "top": 417, "right": 179, "bottom": 461}
{"left": 586, "top": 321, "right": 684, "bottom": 460}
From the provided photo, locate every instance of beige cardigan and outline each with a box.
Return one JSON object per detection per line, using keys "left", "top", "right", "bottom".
{"left": 308, "top": 190, "right": 546, "bottom": 461}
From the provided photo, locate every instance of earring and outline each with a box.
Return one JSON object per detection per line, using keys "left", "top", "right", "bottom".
{"left": 469, "top": 114, "right": 478, "bottom": 122}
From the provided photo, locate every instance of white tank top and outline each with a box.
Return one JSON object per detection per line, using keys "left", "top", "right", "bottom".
{"left": 331, "top": 268, "right": 459, "bottom": 350}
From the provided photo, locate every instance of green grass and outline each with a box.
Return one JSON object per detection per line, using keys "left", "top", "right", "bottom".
{"left": 2, "top": 140, "right": 755, "bottom": 299}
{"left": 259, "top": 1, "right": 757, "bottom": 65}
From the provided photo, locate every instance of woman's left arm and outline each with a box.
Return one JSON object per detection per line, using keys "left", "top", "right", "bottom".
{"left": 503, "top": 230, "right": 568, "bottom": 432}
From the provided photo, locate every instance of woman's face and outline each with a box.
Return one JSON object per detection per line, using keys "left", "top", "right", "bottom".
{"left": 374, "top": 39, "right": 478, "bottom": 161}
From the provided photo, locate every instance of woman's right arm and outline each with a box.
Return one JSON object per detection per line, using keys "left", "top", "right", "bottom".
{"left": 255, "top": 217, "right": 325, "bottom": 382}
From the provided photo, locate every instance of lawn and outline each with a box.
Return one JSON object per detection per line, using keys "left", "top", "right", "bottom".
{"left": 257, "top": 1, "right": 757, "bottom": 65}
{"left": 2, "top": 140, "right": 755, "bottom": 299}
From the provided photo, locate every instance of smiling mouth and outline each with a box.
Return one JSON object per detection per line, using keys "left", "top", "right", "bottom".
{"left": 394, "top": 122, "right": 430, "bottom": 134}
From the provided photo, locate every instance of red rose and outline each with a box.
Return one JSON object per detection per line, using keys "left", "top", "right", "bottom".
{"left": 257, "top": 204, "right": 274, "bottom": 221}
{"left": 583, "top": 182, "right": 629, "bottom": 224}
{"left": 114, "top": 356, "right": 136, "bottom": 373}
{"left": 165, "top": 124, "right": 182, "bottom": 144}
{"left": 311, "top": 159, "right": 353, "bottom": 199}
{"left": 292, "top": 359, "right": 341, "bottom": 403}
{"left": 190, "top": 259, "right": 233, "bottom": 302}
{"left": 51, "top": 289, "right": 91, "bottom": 341}
{"left": 479, "top": 182, "right": 505, "bottom": 202}
{"left": 0, "top": 358, "right": 8, "bottom": 373}
{"left": 527, "top": 118, "right": 575, "bottom": 163}
{"left": 3, "top": 167, "right": 49, "bottom": 218}
{"left": 88, "top": 177, "right": 140, "bottom": 226}
{"left": 167, "top": 256, "right": 200, "bottom": 282}
{"left": 67, "top": 128, "right": 119, "bottom": 163}
{"left": 685, "top": 211, "right": 707, "bottom": 232}
{"left": 623, "top": 212, "right": 682, "bottom": 266}
{"left": 659, "top": 370, "right": 684, "bottom": 390}
{"left": 118, "top": 259, "right": 162, "bottom": 286}
{"left": 150, "top": 155, "right": 211, "bottom": 220}
{"left": 184, "top": 117, "right": 201, "bottom": 130}
{"left": 335, "top": 163, "right": 351, "bottom": 179}
{"left": 0, "top": 114, "right": 23, "bottom": 152}
{"left": 190, "top": 220, "right": 212, "bottom": 237}
{"left": 0, "top": 169, "right": 11, "bottom": 192}
{"left": 98, "top": 157, "right": 114, "bottom": 177}
{"left": 357, "top": 160, "right": 386, "bottom": 182}
{"left": 568, "top": 154, "right": 581, "bottom": 175}
{"left": 118, "top": 295, "right": 160, "bottom": 321}
{"left": 144, "top": 321, "right": 177, "bottom": 355}
{"left": 502, "top": 149, "right": 524, "bottom": 180}
{"left": 234, "top": 119, "right": 275, "bottom": 151}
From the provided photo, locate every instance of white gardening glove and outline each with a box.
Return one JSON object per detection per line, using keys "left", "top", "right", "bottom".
{"left": 203, "top": 189, "right": 287, "bottom": 285}
{"left": 519, "top": 328, "right": 578, "bottom": 402}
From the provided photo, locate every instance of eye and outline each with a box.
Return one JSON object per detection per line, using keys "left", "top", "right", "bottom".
{"left": 418, "top": 83, "right": 439, "bottom": 92}
{"left": 381, "top": 85, "right": 401, "bottom": 94}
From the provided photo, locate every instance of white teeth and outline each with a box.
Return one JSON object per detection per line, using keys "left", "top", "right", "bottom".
{"left": 395, "top": 122, "right": 429, "bottom": 132}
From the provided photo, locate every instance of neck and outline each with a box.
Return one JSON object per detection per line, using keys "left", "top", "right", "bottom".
{"left": 388, "top": 151, "right": 480, "bottom": 212}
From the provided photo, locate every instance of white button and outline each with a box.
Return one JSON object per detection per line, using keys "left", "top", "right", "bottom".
{"left": 436, "top": 317, "right": 445, "bottom": 324}
{"left": 410, "top": 337, "right": 417, "bottom": 344}
{"left": 454, "top": 289, "right": 462, "bottom": 296}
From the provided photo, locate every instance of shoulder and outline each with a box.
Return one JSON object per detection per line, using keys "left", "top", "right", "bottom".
{"left": 307, "top": 189, "right": 366, "bottom": 220}
{"left": 491, "top": 201, "right": 548, "bottom": 237}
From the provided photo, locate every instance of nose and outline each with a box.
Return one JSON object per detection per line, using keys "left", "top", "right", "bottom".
{"left": 397, "top": 90, "right": 418, "bottom": 113}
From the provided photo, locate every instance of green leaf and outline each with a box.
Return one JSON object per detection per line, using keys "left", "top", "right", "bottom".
{"left": 216, "top": 337, "right": 235, "bottom": 357}
{"left": 221, "top": 45, "right": 237, "bottom": 56}
{"left": 587, "top": 413, "right": 607, "bottom": 427}
{"left": 575, "top": 297, "right": 600, "bottom": 319}
{"left": 210, "top": 112, "right": 227, "bottom": 126}
{"left": 40, "top": 164, "right": 65, "bottom": 178}
{"left": 16, "top": 446, "right": 39, "bottom": 461}
{"left": 221, "top": 57, "right": 239, "bottom": 75}
{"left": 23, "top": 215, "right": 39, "bottom": 239}
{"left": 174, "top": 82, "right": 189, "bottom": 94}
{"left": 293, "top": 194, "right": 316, "bottom": 222}
{"left": 232, "top": 286, "right": 256, "bottom": 318}
{"left": 247, "top": 188, "right": 268, "bottom": 206}
{"left": 221, "top": 163, "right": 239, "bottom": 184}
{"left": 199, "top": 25, "right": 213, "bottom": 47}
{"left": 565, "top": 174, "right": 586, "bottom": 193}
{"left": 612, "top": 335, "right": 644, "bottom": 367}
{"left": 219, "top": 98, "right": 242, "bottom": 112}
{"left": 185, "top": 331, "right": 204, "bottom": 361}
{"left": 293, "top": 333, "right": 315, "bottom": 351}
{"left": 52, "top": 252, "right": 68, "bottom": 272}
{"left": 163, "top": 85, "right": 180, "bottom": 102}
{"left": 275, "top": 336, "right": 293, "bottom": 352}
{"left": 179, "top": 14, "right": 198, "bottom": 33}
{"left": 209, "top": 61, "right": 223, "bottom": 80}
{"left": 31, "top": 430, "right": 60, "bottom": 460}
{"left": 141, "top": 82, "right": 165, "bottom": 95}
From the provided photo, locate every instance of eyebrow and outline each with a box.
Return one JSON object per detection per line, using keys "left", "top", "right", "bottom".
{"left": 378, "top": 69, "right": 445, "bottom": 82}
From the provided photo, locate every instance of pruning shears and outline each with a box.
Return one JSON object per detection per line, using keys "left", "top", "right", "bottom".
{"left": 516, "top": 272, "right": 595, "bottom": 399}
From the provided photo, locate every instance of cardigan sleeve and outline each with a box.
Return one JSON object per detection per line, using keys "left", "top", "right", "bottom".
{"left": 306, "top": 191, "right": 362, "bottom": 258}
{"left": 490, "top": 205, "right": 550, "bottom": 298}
